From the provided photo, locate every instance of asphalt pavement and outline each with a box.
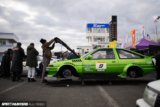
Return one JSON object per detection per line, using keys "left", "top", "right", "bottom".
{"left": 0, "top": 72, "right": 156, "bottom": 107}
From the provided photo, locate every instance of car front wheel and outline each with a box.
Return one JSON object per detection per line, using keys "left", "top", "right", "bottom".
{"left": 61, "top": 69, "right": 72, "bottom": 78}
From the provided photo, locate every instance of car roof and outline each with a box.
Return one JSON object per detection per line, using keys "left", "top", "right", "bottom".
{"left": 94, "top": 48, "right": 145, "bottom": 56}
{"left": 148, "top": 80, "right": 160, "bottom": 92}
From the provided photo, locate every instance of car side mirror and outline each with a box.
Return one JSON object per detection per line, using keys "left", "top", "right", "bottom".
{"left": 85, "top": 55, "right": 93, "bottom": 60}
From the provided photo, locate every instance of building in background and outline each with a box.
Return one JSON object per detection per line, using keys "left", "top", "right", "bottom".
{"left": 0, "top": 32, "right": 18, "bottom": 62}
{"left": 86, "top": 23, "right": 110, "bottom": 48}
{"left": 77, "top": 17, "right": 118, "bottom": 55}
{"left": 77, "top": 23, "right": 110, "bottom": 55}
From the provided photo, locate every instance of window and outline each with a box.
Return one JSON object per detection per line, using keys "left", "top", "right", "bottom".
{"left": 106, "top": 49, "right": 115, "bottom": 59}
{"left": 117, "top": 49, "right": 144, "bottom": 59}
{"left": 92, "top": 49, "right": 115, "bottom": 59}
{"left": 0, "top": 40, "right": 6, "bottom": 46}
{"left": 87, "top": 28, "right": 92, "bottom": 33}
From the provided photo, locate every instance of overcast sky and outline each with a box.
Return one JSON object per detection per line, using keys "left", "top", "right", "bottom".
{"left": 0, "top": 0, "right": 160, "bottom": 53}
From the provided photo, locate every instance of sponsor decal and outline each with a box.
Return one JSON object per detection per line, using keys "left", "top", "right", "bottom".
{"left": 96, "top": 62, "right": 106, "bottom": 72}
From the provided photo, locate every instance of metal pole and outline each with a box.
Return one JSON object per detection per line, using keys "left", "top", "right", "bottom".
{"left": 155, "top": 16, "right": 160, "bottom": 41}
{"left": 155, "top": 21, "right": 158, "bottom": 40}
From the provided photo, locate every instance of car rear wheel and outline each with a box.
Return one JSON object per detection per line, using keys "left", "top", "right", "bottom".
{"left": 127, "top": 68, "right": 142, "bottom": 78}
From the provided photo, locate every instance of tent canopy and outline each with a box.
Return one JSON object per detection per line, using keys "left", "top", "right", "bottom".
{"left": 125, "top": 37, "right": 160, "bottom": 50}
{"left": 136, "top": 38, "right": 160, "bottom": 49}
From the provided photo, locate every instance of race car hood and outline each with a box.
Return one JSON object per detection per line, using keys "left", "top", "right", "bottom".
{"left": 49, "top": 58, "right": 82, "bottom": 67}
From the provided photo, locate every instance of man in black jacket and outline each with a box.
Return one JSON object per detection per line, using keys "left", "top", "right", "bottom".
{"left": 11, "top": 42, "right": 25, "bottom": 81}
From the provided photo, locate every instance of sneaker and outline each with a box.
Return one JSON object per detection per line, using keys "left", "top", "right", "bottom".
{"left": 28, "top": 78, "right": 31, "bottom": 82}
{"left": 31, "top": 78, "right": 36, "bottom": 82}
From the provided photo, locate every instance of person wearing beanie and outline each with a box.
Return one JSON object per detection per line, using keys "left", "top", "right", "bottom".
{"left": 26, "top": 43, "right": 39, "bottom": 82}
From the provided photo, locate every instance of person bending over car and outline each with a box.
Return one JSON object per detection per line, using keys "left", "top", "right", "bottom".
{"left": 40, "top": 38, "right": 55, "bottom": 83}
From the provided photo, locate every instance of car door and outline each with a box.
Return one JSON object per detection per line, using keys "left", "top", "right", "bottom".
{"left": 115, "top": 49, "right": 145, "bottom": 71}
{"left": 82, "top": 49, "right": 118, "bottom": 74}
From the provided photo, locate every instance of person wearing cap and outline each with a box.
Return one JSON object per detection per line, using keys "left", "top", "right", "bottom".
{"left": 40, "top": 38, "right": 55, "bottom": 83}
{"left": 11, "top": 42, "right": 25, "bottom": 81}
{"left": 26, "top": 43, "right": 39, "bottom": 82}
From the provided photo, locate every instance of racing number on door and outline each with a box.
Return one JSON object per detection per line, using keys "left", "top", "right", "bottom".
{"left": 99, "top": 64, "right": 103, "bottom": 68}
{"left": 96, "top": 63, "right": 106, "bottom": 72}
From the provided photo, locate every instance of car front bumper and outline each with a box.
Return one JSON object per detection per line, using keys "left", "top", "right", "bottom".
{"left": 136, "top": 99, "right": 151, "bottom": 107}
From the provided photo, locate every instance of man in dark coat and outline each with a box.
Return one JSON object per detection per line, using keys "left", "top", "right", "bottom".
{"left": 26, "top": 43, "right": 39, "bottom": 82}
{"left": 155, "top": 51, "right": 160, "bottom": 79}
{"left": 11, "top": 42, "right": 25, "bottom": 81}
{"left": 1, "top": 49, "right": 12, "bottom": 77}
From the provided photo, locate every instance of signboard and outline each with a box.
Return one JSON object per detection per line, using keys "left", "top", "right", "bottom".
{"left": 87, "top": 23, "right": 110, "bottom": 33}
{"left": 87, "top": 24, "right": 110, "bottom": 28}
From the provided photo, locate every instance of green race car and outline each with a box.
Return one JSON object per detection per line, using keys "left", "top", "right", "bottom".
{"left": 47, "top": 48, "right": 155, "bottom": 79}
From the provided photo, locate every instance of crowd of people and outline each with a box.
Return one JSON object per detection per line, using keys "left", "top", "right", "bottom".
{"left": 0, "top": 38, "right": 160, "bottom": 83}
{"left": 0, "top": 38, "right": 56, "bottom": 83}
{"left": 0, "top": 42, "right": 39, "bottom": 82}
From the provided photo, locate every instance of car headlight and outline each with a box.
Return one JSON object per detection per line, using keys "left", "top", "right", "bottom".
{"left": 143, "top": 86, "right": 158, "bottom": 107}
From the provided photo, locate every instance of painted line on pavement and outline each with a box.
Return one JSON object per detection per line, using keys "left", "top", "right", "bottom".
{"left": 0, "top": 82, "right": 26, "bottom": 95}
{"left": 97, "top": 86, "right": 120, "bottom": 107}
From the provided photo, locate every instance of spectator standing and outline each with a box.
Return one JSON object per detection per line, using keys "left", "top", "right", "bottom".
{"left": 40, "top": 38, "right": 55, "bottom": 83}
{"left": 155, "top": 51, "right": 160, "bottom": 79}
{"left": 11, "top": 42, "right": 25, "bottom": 81}
{"left": 26, "top": 43, "right": 39, "bottom": 82}
{"left": 1, "top": 49, "right": 12, "bottom": 78}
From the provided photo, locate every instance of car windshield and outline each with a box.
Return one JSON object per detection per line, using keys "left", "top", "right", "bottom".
{"left": 81, "top": 50, "right": 95, "bottom": 58}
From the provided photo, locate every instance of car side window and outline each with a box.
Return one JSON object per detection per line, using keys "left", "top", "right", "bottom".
{"left": 92, "top": 50, "right": 106, "bottom": 59}
{"left": 106, "top": 49, "right": 115, "bottom": 59}
{"left": 117, "top": 49, "right": 143, "bottom": 59}
{"left": 92, "top": 49, "right": 115, "bottom": 59}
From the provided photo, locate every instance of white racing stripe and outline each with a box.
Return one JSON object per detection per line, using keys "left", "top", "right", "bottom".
{"left": 97, "top": 86, "right": 120, "bottom": 107}
{"left": 0, "top": 82, "right": 25, "bottom": 95}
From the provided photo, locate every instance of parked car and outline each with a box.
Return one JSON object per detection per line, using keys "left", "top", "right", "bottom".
{"left": 23, "top": 55, "right": 59, "bottom": 76}
{"left": 46, "top": 48, "right": 155, "bottom": 79}
{"left": 136, "top": 80, "right": 160, "bottom": 107}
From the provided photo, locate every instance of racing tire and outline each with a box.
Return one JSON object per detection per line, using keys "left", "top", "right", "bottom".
{"left": 127, "top": 68, "right": 142, "bottom": 78}
{"left": 61, "top": 69, "right": 72, "bottom": 78}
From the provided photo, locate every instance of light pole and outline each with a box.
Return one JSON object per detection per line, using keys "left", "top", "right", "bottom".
{"left": 154, "top": 16, "right": 160, "bottom": 41}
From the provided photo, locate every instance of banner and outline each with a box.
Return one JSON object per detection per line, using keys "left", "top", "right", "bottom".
{"left": 131, "top": 29, "right": 136, "bottom": 48}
